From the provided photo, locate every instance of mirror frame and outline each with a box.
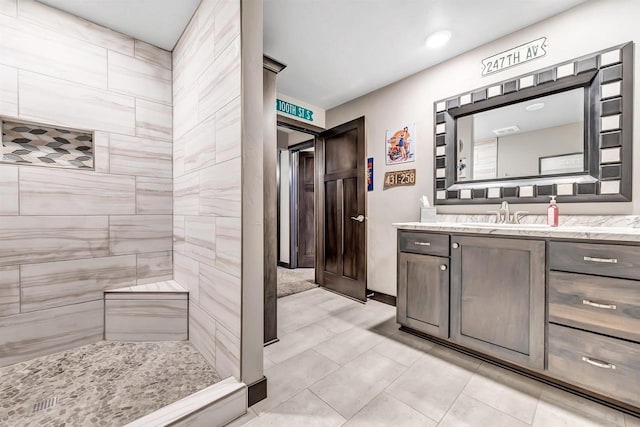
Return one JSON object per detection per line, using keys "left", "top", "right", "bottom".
{"left": 433, "top": 42, "right": 633, "bottom": 205}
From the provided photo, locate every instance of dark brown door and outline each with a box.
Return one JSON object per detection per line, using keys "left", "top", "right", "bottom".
{"left": 297, "top": 151, "right": 315, "bottom": 268}
{"left": 316, "top": 117, "right": 366, "bottom": 301}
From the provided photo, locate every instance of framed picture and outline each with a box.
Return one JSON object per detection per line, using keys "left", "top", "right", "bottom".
{"left": 539, "top": 152, "right": 584, "bottom": 175}
{"left": 385, "top": 124, "right": 416, "bottom": 165}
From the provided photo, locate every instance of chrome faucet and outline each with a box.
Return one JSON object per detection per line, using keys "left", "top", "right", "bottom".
{"left": 489, "top": 201, "right": 528, "bottom": 224}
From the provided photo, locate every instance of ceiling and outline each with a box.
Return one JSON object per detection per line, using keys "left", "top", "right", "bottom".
{"left": 264, "top": 0, "right": 590, "bottom": 109}
{"left": 472, "top": 88, "right": 584, "bottom": 140}
{"left": 37, "top": 0, "right": 201, "bottom": 50}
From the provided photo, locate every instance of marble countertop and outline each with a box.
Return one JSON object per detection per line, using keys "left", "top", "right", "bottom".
{"left": 393, "top": 215, "right": 640, "bottom": 243}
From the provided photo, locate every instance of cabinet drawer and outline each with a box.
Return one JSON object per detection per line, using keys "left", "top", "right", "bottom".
{"left": 548, "top": 324, "right": 640, "bottom": 407}
{"left": 549, "top": 271, "right": 640, "bottom": 342}
{"left": 399, "top": 231, "right": 449, "bottom": 257}
{"left": 549, "top": 241, "right": 640, "bottom": 280}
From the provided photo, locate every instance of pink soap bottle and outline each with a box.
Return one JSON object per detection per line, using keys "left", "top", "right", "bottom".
{"left": 548, "top": 196, "right": 559, "bottom": 227}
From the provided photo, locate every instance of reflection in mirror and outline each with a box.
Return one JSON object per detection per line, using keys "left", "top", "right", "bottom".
{"left": 456, "top": 88, "right": 585, "bottom": 182}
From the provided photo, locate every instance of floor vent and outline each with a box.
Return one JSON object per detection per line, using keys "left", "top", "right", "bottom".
{"left": 33, "top": 396, "right": 58, "bottom": 413}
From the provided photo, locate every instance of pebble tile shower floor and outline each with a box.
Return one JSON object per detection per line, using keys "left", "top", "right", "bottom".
{"left": 0, "top": 341, "right": 220, "bottom": 426}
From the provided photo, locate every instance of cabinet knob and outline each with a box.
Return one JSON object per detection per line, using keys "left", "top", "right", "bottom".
{"left": 440, "top": 264, "right": 448, "bottom": 271}
{"left": 452, "top": 243, "right": 460, "bottom": 249}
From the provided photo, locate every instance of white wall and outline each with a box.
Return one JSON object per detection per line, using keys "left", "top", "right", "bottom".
{"left": 497, "top": 122, "right": 583, "bottom": 178}
{"left": 279, "top": 150, "right": 290, "bottom": 263}
{"left": 326, "top": 0, "right": 640, "bottom": 296}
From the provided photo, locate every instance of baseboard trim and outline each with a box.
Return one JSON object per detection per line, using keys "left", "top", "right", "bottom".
{"left": 277, "top": 261, "right": 290, "bottom": 268}
{"left": 264, "top": 338, "right": 279, "bottom": 347}
{"left": 247, "top": 376, "right": 267, "bottom": 407}
{"left": 366, "top": 289, "right": 396, "bottom": 306}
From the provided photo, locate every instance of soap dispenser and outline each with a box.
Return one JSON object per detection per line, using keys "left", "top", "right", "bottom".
{"left": 547, "top": 196, "right": 559, "bottom": 227}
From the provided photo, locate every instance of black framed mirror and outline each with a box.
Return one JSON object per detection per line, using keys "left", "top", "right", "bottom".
{"left": 433, "top": 42, "right": 633, "bottom": 205}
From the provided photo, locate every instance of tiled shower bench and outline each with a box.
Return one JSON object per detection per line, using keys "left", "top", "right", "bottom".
{"left": 104, "top": 281, "right": 188, "bottom": 341}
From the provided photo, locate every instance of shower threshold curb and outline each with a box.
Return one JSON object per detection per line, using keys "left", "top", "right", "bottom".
{"left": 125, "top": 377, "right": 247, "bottom": 427}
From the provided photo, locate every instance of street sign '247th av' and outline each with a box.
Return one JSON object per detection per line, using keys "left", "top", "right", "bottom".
{"left": 481, "top": 37, "right": 548, "bottom": 76}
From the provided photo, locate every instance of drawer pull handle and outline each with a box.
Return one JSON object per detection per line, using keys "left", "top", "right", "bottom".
{"left": 414, "top": 241, "right": 431, "bottom": 246}
{"left": 583, "top": 256, "right": 618, "bottom": 264}
{"left": 582, "top": 356, "right": 616, "bottom": 370}
{"left": 582, "top": 300, "right": 617, "bottom": 310}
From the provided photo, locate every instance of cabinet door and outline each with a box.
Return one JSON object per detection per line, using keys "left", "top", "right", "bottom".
{"left": 397, "top": 252, "right": 449, "bottom": 338}
{"left": 451, "top": 236, "right": 545, "bottom": 370}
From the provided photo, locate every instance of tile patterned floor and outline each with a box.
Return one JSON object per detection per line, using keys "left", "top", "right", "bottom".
{"left": 230, "top": 287, "right": 639, "bottom": 427}
{"left": 0, "top": 341, "right": 220, "bottom": 427}
{"left": 277, "top": 267, "right": 317, "bottom": 298}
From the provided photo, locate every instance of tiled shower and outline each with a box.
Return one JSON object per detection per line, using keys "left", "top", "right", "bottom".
{"left": 0, "top": 0, "right": 243, "bottom": 424}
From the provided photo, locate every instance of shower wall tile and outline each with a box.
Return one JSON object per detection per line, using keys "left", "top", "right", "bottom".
{"left": 136, "top": 251, "right": 173, "bottom": 285}
{"left": 185, "top": 216, "right": 216, "bottom": 265}
{"left": 174, "top": 215, "right": 186, "bottom": 254}
{"left": 136, "top": 176, "right": 173, "bottom": 215}
{"left": 105, "top": 299, "right": 188, "bottom": 341}
{"left": 134, "top": 40, "right": 172, "bottom": 70}
{"left": 189, "top": 302, "right": 217, "bottom": 367}
{"left": 173, "top": 84, "right": 199, "bottom": 140}
{"left": 215, "top": 96, "right": 241, "bottom": 164}
{"left": 108, "top": 51, "right": 172, "bottom": 105}
{"left": 214, "top": 0, "right": 241, "bottom": 58}
{"left": 0, "top": 166, "right": 18, "bottom": 215}
{"left": 135, "top": 99, "right": 173, "bottom": 141}
{"left": 173, "top": 135, "right": 186, "bottom": 178}
{"left": 174, "top": 251, "right": 200, "bottom": 302}
{"left": 0, "top": 64, "right": 18, "bottom": 117}
{"left": 215, "top": 217, "right": 241, "bottom": 278}
{"left": 198, "top": 37, "right": 240, "bottom": 121}
{"left": 93, "top": 131, "right": 110, "bottom": 173}
{"left": 20, "top": 255, "right": 136, "bottom": 312}
{"left": 109, "top": 133, "right": 172, "bottom": 178}
{"left": 0, "top": 299, "right": 104, "bottom": 367}
{"left": 174, "top": 172, "right": 200, "bottom": 215}
{"left": 17, "top": 0, "right": 134, "bottom": 56}
{"left": 0, "top": 0, "right": 16, "bottom": 17}
{"left": 0, "top": 265, "right": 19, "bottom": 317}
{"left": 0, "top": 14, "right": 108, "bottom": 89}
{"left": 109, "top": 215, "right": 172, "bottom": 255}
{"left": 200, "top": 158, "right": 241, "bottom": 217}
{"left": 184, "top": 116, "right": 216, "bottom": 172}
{"left": 19, "top": 71, "right": 136, "bottom": 135}
{"left": 20, "top": 167, "right": 136, "bottom": 215}
{"left": 0, "top": 216, "right": 109, "bottom": 267}
{"left": 200, "top": 263, "right": 241, "bottom": 338}
{"left": 216, "top": 322, "right": 241, "bottom": 379}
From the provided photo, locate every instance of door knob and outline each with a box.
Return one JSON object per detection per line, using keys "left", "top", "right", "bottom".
{"left": 452, "top": 243, "right": 460, "bottom": 249}
{"left": 440, "top": 264, "right": 447, "bottom": 271}
{"left": 350, "top": 215, "right": 365, "bottom": 222}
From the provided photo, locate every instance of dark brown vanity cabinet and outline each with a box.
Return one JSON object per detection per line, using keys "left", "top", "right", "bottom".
{"left": 547, "top": 241, "right": 640, "bottom": 408}
{"left": 450, "top": 236, "right": 546, "bottom": 370}
{"left": 397, "top": 229, "right": 640, "bottom": 412}
{"left": 397, "top": 232, "right": 450, "bottom": 338}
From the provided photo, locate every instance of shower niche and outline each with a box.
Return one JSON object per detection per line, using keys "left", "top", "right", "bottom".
{"left": 1, "top": 118, "right": 94, "bottom": 170}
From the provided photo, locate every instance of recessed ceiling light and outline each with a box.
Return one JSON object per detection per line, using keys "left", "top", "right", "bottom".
{"left": 526, "top": 102, "right": 545, "bottom": 111}
{"left": 425, "top": 30, "right": 452, "bottom": 49}
{"left": 493, "top": 125, "right": 520, "bottom": 136}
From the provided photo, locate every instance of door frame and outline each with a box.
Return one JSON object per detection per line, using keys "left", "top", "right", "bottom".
{"left": 315, "top": 116, "right": 367, "bottom": 301}
{"left": 288, "top": 140, "right": 315, "bottom": 269}
{"left": 275, "top": 115, "right": 322, "bottom": 275}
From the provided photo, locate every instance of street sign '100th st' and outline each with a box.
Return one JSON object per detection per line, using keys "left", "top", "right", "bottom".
{"left": 481, "top": 37, "right": 548, "bottom": 76}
